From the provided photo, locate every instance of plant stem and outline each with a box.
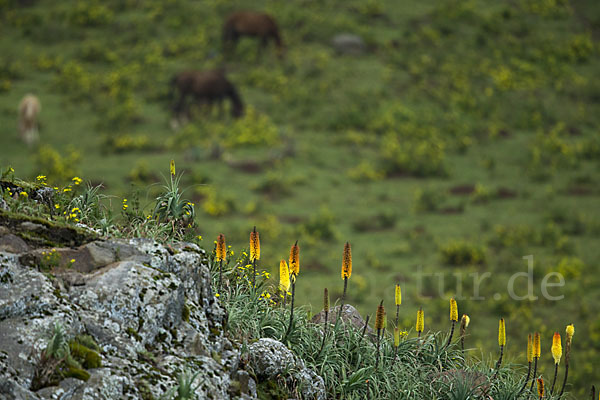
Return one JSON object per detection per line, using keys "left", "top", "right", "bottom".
{"left": 559, "top": 345, "right": 571, "bottom": 397}
{"left": 492, "top": 344, "right": 504, "bottom": 380}
{"left": 319, "top": 309, "right": 328, "bottom": 354}
{"left": 360, "top": 315, "right": 370, "bottom": 341}
{"left": 375, "top": 327, "right": 381, "bottom": 369}
{"left": 550, "top": 362, "right": 559, "bottom": 395}
{"left": 445, "top": 320, "right": 455, "bottom": 348}
{"left": 336, "top": 277, "right": 348, "bottom": 322}
{"left": 252, "top": 258, "right": 256, "bottom": 289}
{"left": 530, "top": 357, "right": 538, "bottom": 392}
{"left": 218, "top": 260, "right": 223, "bottom": 294}
{"left": 284, "top": 278, "right": 296, "bottom": 341}
{"left": 517, "top": 361, "right": 532, "bottom": 397}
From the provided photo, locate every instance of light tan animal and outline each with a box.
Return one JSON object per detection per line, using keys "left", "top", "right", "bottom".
{"left": 18, "top": 94, "right": 41, "bottom": 147}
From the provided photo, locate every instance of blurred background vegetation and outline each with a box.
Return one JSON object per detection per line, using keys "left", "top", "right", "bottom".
{"left": 1, "top": 0, "right": 599, "bottom": 395}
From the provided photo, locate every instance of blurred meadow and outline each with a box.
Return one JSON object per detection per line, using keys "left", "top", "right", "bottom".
{"left": 1, "top": 0, "right": 600, "bottom": 395}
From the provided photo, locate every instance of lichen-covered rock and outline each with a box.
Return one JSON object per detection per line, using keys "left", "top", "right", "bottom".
{"left": 248, "top": 338, "right": 326, "bottom": 400}
{"left": 0, "top": 237, "right": 244, "bottom": 400}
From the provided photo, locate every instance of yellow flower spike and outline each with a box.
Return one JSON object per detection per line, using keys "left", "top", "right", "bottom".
{"left": 416, "top": 308, "right": 424, "bottom": 334}
{"left": 382, "top": 310, "right": 387, "bottom": 330}
{"left": 565, "top": 324, "right": 574, "bottom": 341}
{"left": 289, "top": 241, "right": 300, "bottom": 277}
{"left": 498, "top": 318, "right": 506, "bottom": 347}
{"left": 279, "top": 260, "right": 290, "bottom": 292}
{"left": 395, "top": 284, "right": 401, "bottom": 306}
{"left": 341, "top": 242, "right": 352, "bottom": 279}
{"left": 249, "top": 226, "right": 260, "bottom": 261}
{"left": 537, "top": 378, "right": 544, "bottom": 398}
{"left": 170, "top": 159, "right": 176, "bottom": 176}
{"left": 216, "top": 234, "right": 226, "bottom": 262}
{"left": 551, "top": 332, "right": 562, "bottom": 364}
{"left": 527, "top": 333, "right": 533, "bottom": 363}
{"left": 450, "top": 298, "right": 458, "bottom": 322}
{"left": 394, "top": 327, "right": 400, "bottom": 348}
{"left": 375, "top": 301, "right": 385, "bottom": 330}
{"left": 534, "top": 332, "right": 541, "bottom": 358}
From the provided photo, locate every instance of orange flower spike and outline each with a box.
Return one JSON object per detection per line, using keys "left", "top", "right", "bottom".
{"left": 341, "top": 242, "right": 352, "bottom": 279}
{"left": 250, "top": 226, "right": 260, "bottom": 261}
{"left": 216, "top": 234, "right": 226, "bottom": 262}
{"left": 289, "top": 241, "right": 300, "bottom": 277}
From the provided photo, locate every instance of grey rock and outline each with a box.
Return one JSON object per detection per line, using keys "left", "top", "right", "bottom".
{"left": 247, "top": 338, "right": 326, "bottom": 400}
{"left": 248, "top": 338, "right": 297, "bottom": 379}
{"left": 331, "top": 33, "right": 366, "bottom": 55}
{"left": 311, "top": 304, "right": 373, "bottom": 337}
{"left": 0, "top": 234, "right": 30, "bottom": 253}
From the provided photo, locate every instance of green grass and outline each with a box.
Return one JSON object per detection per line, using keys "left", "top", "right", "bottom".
{"left": 1, "top": 0, "right": 599, "bottom": 396}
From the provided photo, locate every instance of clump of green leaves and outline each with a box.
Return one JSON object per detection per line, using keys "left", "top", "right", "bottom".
{"left": 153, "top": 161, "right": 195, "bottom": 237}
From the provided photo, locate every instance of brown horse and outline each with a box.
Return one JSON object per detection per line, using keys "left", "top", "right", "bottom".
{"left": 18, "top": 94, "right": 41, "bottom": 147}
{"left": 170, "top": 69, "right": 244, "bottom": 124}
{"left": 223, "top": 11, "right": 284, "bottom": 58}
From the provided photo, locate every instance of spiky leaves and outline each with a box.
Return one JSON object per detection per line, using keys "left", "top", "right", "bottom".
{"left": 416, "top": 308, "right": 424, "bottom": 337}
{"left": 560, "top": 324, "right": 575, "bottom": 396}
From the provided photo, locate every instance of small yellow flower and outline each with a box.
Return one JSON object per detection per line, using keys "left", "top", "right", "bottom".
{"left": 63, "top": 188, "right": 72, "bottom": 192}
{"left": 72, "top": 177, "right": 82, "bottom": 185}
{"left": 215, "top": 293, "right": 220, "bottom": 297}
{"left": 36, "top": 175, "right": 46, "bottom": 182}
{"left": 19, "top": 191, "right": 28, "bottom": 197}
{"left": 551, "top": 332, "right": 562, "bottom": 364}
{"left": 54, "top": 204, "right": 60, "bottom": 209}
{"left": 170, "top": 159, "right": 176, "bottom": 176}
{"left": 70, "top": 259, "right": 75, "bottom": 263}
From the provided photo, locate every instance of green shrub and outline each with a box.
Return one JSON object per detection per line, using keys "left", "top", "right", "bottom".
{"left": 440, "top": 240, "right": 486, "bottom": 266}
{"left": 34, "top": 145, "right": 81, "bottom": 184}
{"left": 413, "top": 187, "right": 447, "bottom": 213}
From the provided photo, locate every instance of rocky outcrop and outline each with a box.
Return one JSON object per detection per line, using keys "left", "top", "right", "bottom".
{"left": 0, "top": 234, "right": 242, "bottom": 399}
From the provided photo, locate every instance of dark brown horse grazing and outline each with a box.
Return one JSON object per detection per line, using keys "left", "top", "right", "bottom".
{"left": 223, "top": 11, "right": 284, "bottom": 58}
{"left": 170, "top": 69, "right": 244, "bottom": 123}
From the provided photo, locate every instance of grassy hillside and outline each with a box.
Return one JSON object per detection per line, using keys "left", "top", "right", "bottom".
{"left": 1, "top": 0, "right": 599, "bottom": 396}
